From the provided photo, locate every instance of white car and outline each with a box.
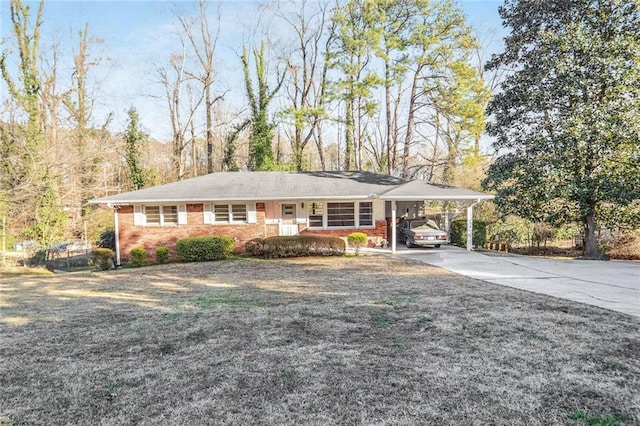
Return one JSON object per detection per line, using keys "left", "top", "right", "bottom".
{"left": 397, "top": 219, "right": 449, "bottom": 248}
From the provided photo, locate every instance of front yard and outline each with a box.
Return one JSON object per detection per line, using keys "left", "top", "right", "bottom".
{"left": 1, "top": 256, "right": 638, "bottom": 425}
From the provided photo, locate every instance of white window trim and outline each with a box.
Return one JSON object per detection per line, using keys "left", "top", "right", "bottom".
{"left": 358, "top": 201, "right": 374, "bottom": 228}
{"left": 306, "top": 201, "right": 376, "bottom": 230}
{"left": 206, "top": 203, "right": 252, "bottom": 224}
{"left": 138, "top": 204, "right": 186, "bottom": 226}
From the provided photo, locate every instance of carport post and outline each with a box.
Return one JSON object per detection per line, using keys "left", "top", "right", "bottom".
{"left": 391, "top": 201, "right": 397, "bottom": 254}
{"left": 466, "top": 202, "right": 474, "bottom": 251}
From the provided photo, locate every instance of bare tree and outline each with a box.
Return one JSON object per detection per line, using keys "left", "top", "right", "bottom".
{"left": 0, "top": 0, "right": 67, "bottom": 247}
{"left": 62, "top": 24, "right": 108, "bottom": 234}
{"left": 277, "top": 0, "right": 332, "bottom": 170}
{"left": 158, "top": 42, "right": 204, "bottom": 180}
{"left": 177, "top": 0, "right": 225, "bottom": 174}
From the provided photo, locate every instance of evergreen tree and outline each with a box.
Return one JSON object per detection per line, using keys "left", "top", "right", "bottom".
{"left": 484, "top": 0, "right": 640, "bottom": 259}
{"left": 124, "top": 107, "right": 146, "bottom": 190}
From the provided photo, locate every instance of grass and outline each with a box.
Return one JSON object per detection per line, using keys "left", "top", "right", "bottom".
{"left": 0, "top": 266, "right": 53, "bottom": 277}
{"left": 1, "top": 256, "right": 638, "bottom": 425}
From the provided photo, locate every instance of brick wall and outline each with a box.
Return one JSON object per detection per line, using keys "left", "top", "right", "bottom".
{"left": 116, "top": 204, "right": 388, "bottom": 263}
{"left": 117, "top": 204, "right": 274, "bottom": 263}
{"left": 299, "top": 220, "right": 387, "bottom": 247}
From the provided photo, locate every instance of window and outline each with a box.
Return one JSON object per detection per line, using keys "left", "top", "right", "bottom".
{"left": 308, "top": 202, "right": 324, "bottom": 227}
{"left": 214, "top": 204, "right": 229, "bottom": 222}
{"left": 144, "top": 205, "right": 178, "bottom": 225}
{"left": 359, "top": 202, "right": 373, "bottom": 227}
{"left": 327, "top": 202, "right": 355, "bottom": 227}
{"left": 145, "top": 206, "right": 161, "bottom": 225}
{"left": 231, "top": 204, "right": 247, "bottom": 222}
{"left": 307, "top": 201, "right": 374, "bottom": 228}
{"left": 162, "top": 206, "right": 178, "bottom": 224}
{"left": 212, "top": 204, "right": 248, "bottom": 223}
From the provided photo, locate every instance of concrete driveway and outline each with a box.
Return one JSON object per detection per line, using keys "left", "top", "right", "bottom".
{"left": 393, "top": 245, "right": 640, "bottom": 317}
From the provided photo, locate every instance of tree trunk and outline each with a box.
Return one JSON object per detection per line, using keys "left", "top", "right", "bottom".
{"left": 294, "top": 126, "right": 303, "bottom": 171}
{"left": 583, "top": 208, "right": 603, "bottom": 259}
{"left": 206, "top": 81, "right": 214, "bottom": 173}
{"left": 344, "top": 98, "right": 354, "bottom": 170}
{"left": 401, "top": 66, "right": 421, "bottom": 179}
{"left": 385, "top": 57, "right": 392, "bottom": 175}
{"left": 314, "top": 121, "right": 326, "bottom": 171}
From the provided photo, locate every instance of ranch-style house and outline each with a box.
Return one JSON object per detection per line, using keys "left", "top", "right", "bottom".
{"left": 91, "top": 171, "right": 493, "bottom": 264}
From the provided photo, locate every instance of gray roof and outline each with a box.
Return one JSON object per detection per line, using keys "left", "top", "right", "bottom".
{"left": 91, "top": 171, "right": 492, "bottom": 204}
{"left": 380, "top": 179, "right": 494, "bottom": 201}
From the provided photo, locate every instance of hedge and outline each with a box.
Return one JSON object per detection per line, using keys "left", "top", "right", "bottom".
{"left": 175, "top": 236, "right": 235, "bottom": 262}
{"left": 450, "top": 220, "right": 487, "bottom": 248}
{"left": 245, "top": 238, "right": 265, "bottom": 257}
{"left": 247, "top": 235, "right": 345, "bottom": 258}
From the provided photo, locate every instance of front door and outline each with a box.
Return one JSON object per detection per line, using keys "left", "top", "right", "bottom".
{"left": 280, "top": 204, "right": 298, "bottom": 236}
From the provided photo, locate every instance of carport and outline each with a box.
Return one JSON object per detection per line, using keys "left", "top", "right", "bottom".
{"left": 379, "top": 180, "right": 494, "bottom": 253}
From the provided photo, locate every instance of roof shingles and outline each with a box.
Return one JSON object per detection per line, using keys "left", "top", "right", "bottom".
{"left": 91, "top": 171, "right": 492, "bottom": 204}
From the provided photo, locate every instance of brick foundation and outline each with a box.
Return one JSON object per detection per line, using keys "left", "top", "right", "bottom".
{"left": 299, "top": 220, "right": 387, "bottom": 247}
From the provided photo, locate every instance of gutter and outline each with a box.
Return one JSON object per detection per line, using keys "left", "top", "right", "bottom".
{"left": 91, "top": 194, "right": 380, "bottom": 204}
{"left": 107, "top": 203, "right": 121, "bottom": 267}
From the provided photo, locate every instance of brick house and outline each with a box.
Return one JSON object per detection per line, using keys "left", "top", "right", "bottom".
{"left": 91, "top": 171, "right": 493, "bottom": 264}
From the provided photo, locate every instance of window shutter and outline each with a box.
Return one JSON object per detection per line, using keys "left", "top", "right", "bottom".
{"left": 247, "top": 203, "right": 257, "bottom": 223}
{"left": 178, "top": 204, "right": 187, "bottom": 224}
{"left": 203, "top": 204, "right": 212, "bottom": 224}
{"left": 134, "top": 205, "right": 143, "bottom": 226}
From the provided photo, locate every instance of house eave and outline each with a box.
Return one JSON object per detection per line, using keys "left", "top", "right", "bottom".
{"left": 379, "top": 195, "right": 494, "bottom": 201}
{"left": 93, "top": 194, "right": 378, "bottom": 206}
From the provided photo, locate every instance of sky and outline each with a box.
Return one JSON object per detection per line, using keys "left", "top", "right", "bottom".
{"left": 0, "top": 0, "right": 508, "bottom": 141}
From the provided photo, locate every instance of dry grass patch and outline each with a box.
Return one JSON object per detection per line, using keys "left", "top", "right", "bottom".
{"left": 0, "top": 266, "right": 53, "bottom": 277}
{"left": 1, "top": 256, "right": 638, "bottom": 425}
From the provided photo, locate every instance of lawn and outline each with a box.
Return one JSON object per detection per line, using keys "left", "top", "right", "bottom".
{"left": 1, "top": 256, "right": 638, "bottom": 425}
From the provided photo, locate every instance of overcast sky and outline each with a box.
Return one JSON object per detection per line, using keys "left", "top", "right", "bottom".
{"left": 1, "top": 0, "right": 507, "bottom": 141}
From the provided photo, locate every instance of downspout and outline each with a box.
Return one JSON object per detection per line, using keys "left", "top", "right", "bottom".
{"left": 109, "top": 203, "right": 121, "bottom": 267}
{"left": 466, "top": 199, "right": 481, "bottom": 252}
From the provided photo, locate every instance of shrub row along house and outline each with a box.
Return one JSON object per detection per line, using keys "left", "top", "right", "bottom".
{"left": 91, "top": 171, "right": 493, "bottom": 264}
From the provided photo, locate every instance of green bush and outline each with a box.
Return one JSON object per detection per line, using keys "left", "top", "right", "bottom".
{"left": 175, "top": 236, "right": 235, "bottom": 262}
{"left": 97, "top": 228, "right": 116, "bottom": 251}
{"left": 92, "top": 248, "right": 115, "bottom": 270}
{"left": 156, "top": 246, "right": 169, "bottom": 264}
{"left": 450, "top": 220, "right": 487, "bottom": 248}
{"left": 347, "top": 232, "right": 368, "bottom": 255}
{"left": 130, "top": 247, "right": 147, "bottom": 267}
{"left": 245, "top": 238, "right": 265, "bottom": 257}
{"left": 261, "top": 235, "right": 345, "bottom": 258}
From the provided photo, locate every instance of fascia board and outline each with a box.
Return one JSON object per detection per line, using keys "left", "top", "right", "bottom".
{"left": 93, "top": 194, "right": 378, "bottom": 206}
{"left": 379, "top": 195, "right": 494, "bottom": 201}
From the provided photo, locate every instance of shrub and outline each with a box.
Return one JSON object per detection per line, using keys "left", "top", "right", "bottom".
{"left": 97, "top": 228, "right": 116, "bottom": 251}
{"left": 603, "top": 231, "right": 640, "bottom": 260}
{"left": 175, "top": 236, "right": 235, "bottom": 262}
{"left": 450, "top": 220, "right": 487, "bottom": 248}
{"left": 245, "top": 238, "right": 265, "bottom": 257}
{"left": 130, "top": 247, "right": 147, "bottom": 267}
{"left": 156, "top": 246, "right": 169, "bottom": 264}
{"left": 533, "top": 222, "right": 555, "bottom": 248}
{"left": 347, "top": 232, "right": 368, "bottom": 255}
{"left": 92, "top": 248, "right": 115, "bottom": 270}
{"left": 261, "top": 235, "right": 345, "bottom": 258}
